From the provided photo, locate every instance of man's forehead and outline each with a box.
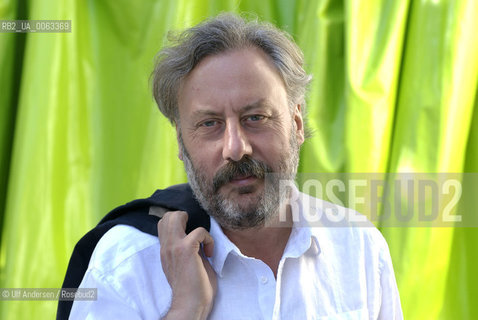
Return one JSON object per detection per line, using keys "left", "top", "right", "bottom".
{"left": 184, "top": 47, "right": 280, "bottom": 82}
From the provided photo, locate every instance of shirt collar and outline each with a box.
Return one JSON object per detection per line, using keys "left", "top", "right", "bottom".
{"left": 284, "top": 187, "right": 321, "bottom": 259}
{"left": 208, "top": 217, "right": 238, "bottom": 277}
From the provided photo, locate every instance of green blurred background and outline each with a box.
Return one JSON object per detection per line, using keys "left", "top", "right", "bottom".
{"left": 0, "top": 0, "right": 477, "bottom": 318}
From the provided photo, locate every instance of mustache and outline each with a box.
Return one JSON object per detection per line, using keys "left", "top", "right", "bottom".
{"left": 213, "top": 156, "right": 271, "bottom": 192}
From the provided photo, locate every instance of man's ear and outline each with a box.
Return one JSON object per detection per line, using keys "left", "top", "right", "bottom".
{"left": 294, "top": 104, "right": 305, "bottom": 145}
{"left": 175, "top": 123, "right": 184, "bottom": 161}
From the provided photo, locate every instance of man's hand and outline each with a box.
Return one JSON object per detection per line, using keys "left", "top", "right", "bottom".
{"left": 158, "top": 211, "right": 217, "bottom": 320}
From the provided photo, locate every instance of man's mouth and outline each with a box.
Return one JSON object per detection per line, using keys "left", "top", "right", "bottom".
{"left": 229, "top": 175, "right": 257, "bottom": 185}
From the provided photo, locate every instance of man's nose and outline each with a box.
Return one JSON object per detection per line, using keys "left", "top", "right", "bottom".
{"left": 222, "top": 122, "right": 252, "bottom": 162}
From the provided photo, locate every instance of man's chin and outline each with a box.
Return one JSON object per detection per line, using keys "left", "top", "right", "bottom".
{"left": 236, "top": 184, "right": 258, "bottom": 194}
{"left": 219, "top": 187, "right": 261, "bottom": 203}
{"left": 217, "top": 184, "right": 263, "bottom": 208}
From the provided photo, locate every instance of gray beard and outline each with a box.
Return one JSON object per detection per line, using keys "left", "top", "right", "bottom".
{"left": 179, "top": 132, "right": 300, "bottom": 230}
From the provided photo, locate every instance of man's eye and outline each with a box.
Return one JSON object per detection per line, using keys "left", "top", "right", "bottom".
{"left": 201, "top": 120, "right": 217, "bottom": 127}
{"left": 246, "top": 115, "right": 265, "bottom": 122}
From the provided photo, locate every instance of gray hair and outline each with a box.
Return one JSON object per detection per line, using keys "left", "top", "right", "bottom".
{"left": 152, "top": 13, "right": 311, "bottom": 131}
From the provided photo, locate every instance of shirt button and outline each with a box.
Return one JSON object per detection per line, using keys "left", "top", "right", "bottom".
{"left": 260, "top": 276, "right": 268, "bottom": 284}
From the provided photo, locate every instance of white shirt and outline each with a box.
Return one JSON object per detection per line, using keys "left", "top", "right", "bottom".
{"left": 70, "top": 192, "right": 402, "bottom": 319}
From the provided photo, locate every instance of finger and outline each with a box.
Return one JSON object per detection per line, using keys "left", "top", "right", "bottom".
{"left": 188, "top": 227, "right": 214, "bottom": 257}
{"left": 157, "top": 211, "right": 188, "bottom": 239}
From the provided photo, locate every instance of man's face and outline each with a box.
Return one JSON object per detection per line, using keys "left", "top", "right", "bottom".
{"left": 176, "top": 47, "right": 304, "bottom": 229}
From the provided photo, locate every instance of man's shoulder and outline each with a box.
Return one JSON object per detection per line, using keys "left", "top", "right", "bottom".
{"left": 73, "top": 225, "right": 170, "bottom": 319}
{"left": 88, "top": 225, "right": 159, "bottom": 273}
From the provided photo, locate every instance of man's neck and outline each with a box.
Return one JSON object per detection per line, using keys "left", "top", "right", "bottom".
{"left": 221, "top": 207, "right": 293, "bottom": 278}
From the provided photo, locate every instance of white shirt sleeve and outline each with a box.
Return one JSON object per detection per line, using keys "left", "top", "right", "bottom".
{"left": 69, "top": 268, "right": 143, "bottom": 320}
{"left": 377, "top": 238, "right": 403, "bottom": 320}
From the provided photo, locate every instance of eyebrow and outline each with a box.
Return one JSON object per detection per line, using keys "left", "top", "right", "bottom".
{"left": 241, "top": 99, "right": 271, "bottom": 112}
{"left": 190, "top": 99, "right": 272, "bottom": 119}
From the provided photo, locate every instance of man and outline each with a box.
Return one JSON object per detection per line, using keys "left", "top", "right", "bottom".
{"left": 69, "top": 13, "right": 402, "bottom": 319}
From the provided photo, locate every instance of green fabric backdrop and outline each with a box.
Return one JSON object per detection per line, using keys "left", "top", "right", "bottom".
{"left": 1, "top": 0, "right": 477, "bottom": 318}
